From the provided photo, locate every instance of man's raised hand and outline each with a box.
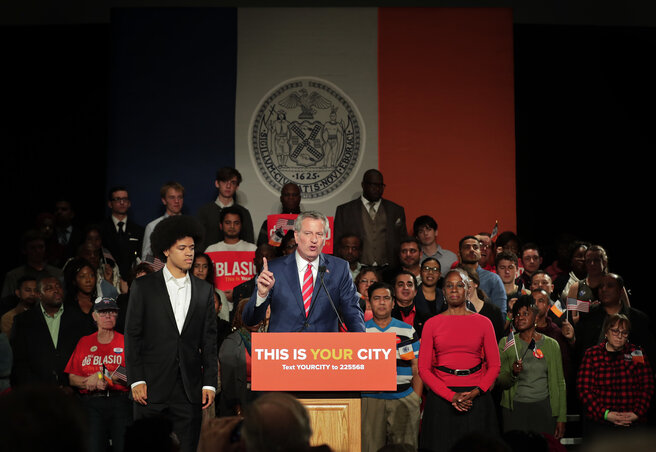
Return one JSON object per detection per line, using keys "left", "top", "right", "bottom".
{"left": 257, "top": 257, "right": 275, "bottom": 298}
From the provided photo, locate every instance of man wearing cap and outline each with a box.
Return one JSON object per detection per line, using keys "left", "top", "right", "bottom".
{"left": 65, "top": 296, "right": 131, "bottom": 452}
{"left": 125, "top": 215, "right": 217, "bottom": 452}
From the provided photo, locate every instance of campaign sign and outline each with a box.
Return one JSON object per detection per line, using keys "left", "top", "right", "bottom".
{"left": 251, "top": 332, "right": 396, "bottom": 391}
{"left": 266, "top": 214, "right": 334, "bottom": 254}
{"left": 207, "top": 251, "right": 255, "bottom": 291}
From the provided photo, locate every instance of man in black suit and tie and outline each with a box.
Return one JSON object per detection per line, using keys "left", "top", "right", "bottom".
{"left": 125, "top": 215, "right": 217, "bottom": 452}
{"left": 334, "top": 169, "right": 407, "bottom": 268}
{"left": 101, "top": 186, "right": 145, "bottom": 280}
{"left": 10, "top": 276, "right": 92, "bottom": 388}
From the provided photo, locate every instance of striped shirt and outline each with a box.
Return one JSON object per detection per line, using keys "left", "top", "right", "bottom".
{"left": 363, "top": 318, "right": 420, "bottom": 399}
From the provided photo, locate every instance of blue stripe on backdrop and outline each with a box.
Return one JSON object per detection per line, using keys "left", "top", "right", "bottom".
{"left": 107, "top": 8, "right": 238, "bottom": 226}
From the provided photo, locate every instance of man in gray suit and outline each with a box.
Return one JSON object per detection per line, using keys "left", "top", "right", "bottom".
{"left": 334, "top": 169, "right": 407, "bottom": 268}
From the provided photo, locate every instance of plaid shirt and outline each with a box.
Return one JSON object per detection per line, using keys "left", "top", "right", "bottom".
{"left": 577, "top": 342, "right": 655, "bottom": 422}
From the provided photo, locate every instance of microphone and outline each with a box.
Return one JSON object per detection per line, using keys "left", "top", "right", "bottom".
{"left": 318, "top": 265, "right": 347, "bottom": 332}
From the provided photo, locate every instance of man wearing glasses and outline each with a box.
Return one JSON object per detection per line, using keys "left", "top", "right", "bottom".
{"left": 101, "top": 186, "right": 144, "bottom": 280}
{"left": 334, "top": 169, "right": 407, "bottom": 268}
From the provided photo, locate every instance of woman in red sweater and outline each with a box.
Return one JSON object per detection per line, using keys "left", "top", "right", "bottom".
{"left": 418, "top": 268, "right": 501, "bottom": 452}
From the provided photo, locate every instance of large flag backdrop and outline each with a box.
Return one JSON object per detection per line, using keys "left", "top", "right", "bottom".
{"left": 108, "top": 7, "right": 515, "bottom": 252}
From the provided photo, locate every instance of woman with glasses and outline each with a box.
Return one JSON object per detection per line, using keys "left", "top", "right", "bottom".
{"left": 577, "top": 313, "right": 654, "bottom": 436}
{"left": 415, "top": 257, "right": 446, "bottom": 318}
{"left": 418, "top": 268, "right": 501, "bottom": 451}
{"left": 575, "top": 273, "right": 655, "bottom": 367}
{"left": 65, "top": 297, "right": 131, "bottom": 452}
{"left": 497, "top": 295, "right": 567, "bottom": 440}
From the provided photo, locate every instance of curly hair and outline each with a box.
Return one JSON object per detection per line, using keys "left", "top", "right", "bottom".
{"left": 150, "top": 215, "right": 204, "bottom": 260}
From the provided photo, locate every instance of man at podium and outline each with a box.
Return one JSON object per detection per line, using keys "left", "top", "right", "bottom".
{"left": 243, "top": 211, "right": 365, "bottom": 333}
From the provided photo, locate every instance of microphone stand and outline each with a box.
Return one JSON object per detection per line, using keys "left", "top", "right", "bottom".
{"left": 318, "top": 265, "right": 347, "bottom": 332}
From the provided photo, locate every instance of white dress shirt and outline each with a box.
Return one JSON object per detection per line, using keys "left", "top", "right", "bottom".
{"left": 163, "top": 265, "right": 191, "bottom": 334}
{"left": 360, "top": 195, "right": 381, "bottom": 215}
{"left": 255, "top": 251, "right": 320, "bottom": 307}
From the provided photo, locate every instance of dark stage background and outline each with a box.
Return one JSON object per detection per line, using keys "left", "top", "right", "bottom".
{"left": 2, "top": 14, "right": 653, "bottom": 318}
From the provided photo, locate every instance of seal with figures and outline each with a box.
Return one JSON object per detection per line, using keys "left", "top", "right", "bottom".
{"left": 250, "top": 77, "right": 364, "bottom": 199}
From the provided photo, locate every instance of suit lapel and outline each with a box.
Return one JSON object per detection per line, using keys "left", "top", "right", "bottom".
{"left": 306, "top": 254, "right": 328, "bottom": 319}
{"left": 311, "top": 254, "right": 326, "bottom": 301}
{"left": 35, "top": 307, "right": 57, "bottom": 352}
{"left": 155, "top": 271, "right": 179, "bottom": 333}
{"left": 181, "top": 276, "right": 199, "bottom": 334}
{"left": 284, "top": 254, "right": 305, "bottom": 315}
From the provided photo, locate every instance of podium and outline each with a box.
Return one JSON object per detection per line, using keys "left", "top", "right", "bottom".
{"left": 251, "top": 332, "right": 397, "bottom": 452}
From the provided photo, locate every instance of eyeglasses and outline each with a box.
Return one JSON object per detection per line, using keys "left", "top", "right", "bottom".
{"left": 608, "top": 328, "right": 629, "bottom": 337}
{"left": 359, "top": 279, "right": 376, "bottom": 285}
{"left": 422, "top": 266, "right": 440, "bottom": 273}
{"left": 111, "top": 197, "right": 129, "bottom": 203}
{"left": 364, "top": 182, "right": 386, "bottom": 188}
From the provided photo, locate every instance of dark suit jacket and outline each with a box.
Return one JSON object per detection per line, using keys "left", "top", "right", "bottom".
{"left": 100, "top": 217, "right": 144, "bottom": 279}
{"left": 10, "top": 304, "right": 92, "bottom": 387}
{"left": 243, "top": 253, "right": 365, "bottom": 333}
{"left": 333, "top": 197, "right": 407, "bottom": 267}
{"left": 125, "top": 270, "right": 218, "bottom": 404}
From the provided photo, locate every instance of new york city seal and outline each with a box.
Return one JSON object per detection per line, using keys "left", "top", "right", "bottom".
{"left": 250, "top": 77, "right": 363, "bottom": 199}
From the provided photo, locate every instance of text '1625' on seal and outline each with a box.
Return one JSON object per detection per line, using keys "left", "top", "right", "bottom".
{"left": 250, "top": 77, "right": 364, "bottom": 200}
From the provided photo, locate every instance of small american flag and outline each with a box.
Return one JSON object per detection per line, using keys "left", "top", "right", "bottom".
{"left": 567, "top": 297, "right": 590, "bottom": 313}
{"left": 112, "top": 365, "right": 128, "bottom": 386}
{"left": 503, "top": 327, "right": 515, "bottom": 352}
{"left": 150, "top": 257, "right": 165, "bottom": 272}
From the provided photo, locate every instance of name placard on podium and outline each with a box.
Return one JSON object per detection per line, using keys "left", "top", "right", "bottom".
{"left": 251, "top": 332, "right": 397, "bottom": 392}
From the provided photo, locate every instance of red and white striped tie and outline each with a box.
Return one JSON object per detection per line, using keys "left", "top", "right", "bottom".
{"left": 302, "top": 263, "right": 313, "bottom": 316}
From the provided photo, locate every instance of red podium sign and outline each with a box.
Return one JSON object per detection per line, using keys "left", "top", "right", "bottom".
{"left": 251, "top": 332, "right": 397, "bottom": 391}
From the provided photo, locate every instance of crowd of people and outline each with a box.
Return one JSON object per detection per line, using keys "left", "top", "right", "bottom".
{"left": 0, "top": 166, "right": 653, "bottom": 452}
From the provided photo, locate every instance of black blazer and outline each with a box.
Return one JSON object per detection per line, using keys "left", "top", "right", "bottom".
{"left": 10, "top": 305, "right": 92, "bottom": 387}
{"left": 100, "top": 217, "right": 144, "bottom": 279}
{"left": 125, "top": 270, "right": 218, "bottom": 404}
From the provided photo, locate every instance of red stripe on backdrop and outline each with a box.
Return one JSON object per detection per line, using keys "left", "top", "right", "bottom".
{"left": 378, "top": 8, "right": 516, "bottom": 253}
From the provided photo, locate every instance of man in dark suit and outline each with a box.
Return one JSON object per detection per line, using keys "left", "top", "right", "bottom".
{"left": 10, "top": 276, "right": 92, "bottom": 388}
{"left": 101, "top": 186, "right": 145, "bottom": 280}
{"left": 243, "top": 211, "right": 365, "bottom": 333}
{"left": 334, "top": 169, "right": 407, "bottom": 268}
{"left": 125, "top": 215, "right": 217, "bottom": 452}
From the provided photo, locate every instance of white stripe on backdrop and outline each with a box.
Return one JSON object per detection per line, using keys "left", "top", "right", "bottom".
{"left": 235, "top": 7, "right": 379, "bottom": 229}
